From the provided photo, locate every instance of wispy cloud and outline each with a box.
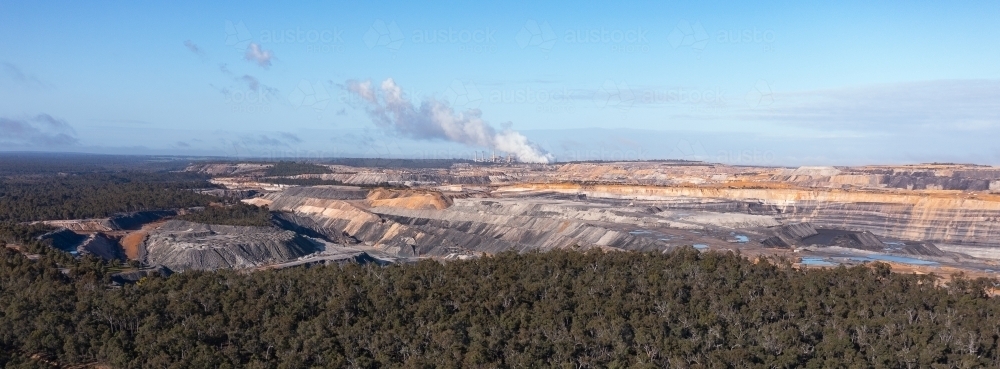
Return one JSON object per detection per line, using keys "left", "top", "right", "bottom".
{"left": 278, "top": 132, "right": 302, "bottom": 143}
{"left": 743, "top": 79, "right": 1000, "bottom": 133}
{"left": 240, "top": 75, "right": 259, "bottom": 91}
{"left": 215, "top": 63, "right": 278, "bottom": 96}
{"left": 244, "top": 43, "right": 274, "bottom": 68}
{"left": 183, "top": 40, "right": 205, "bottom": 57}
{"left": 0, "top": 114, "right": 79, "bottom": 147}
{"left": 1, "top": 62, "right": 46, "bottom": 87}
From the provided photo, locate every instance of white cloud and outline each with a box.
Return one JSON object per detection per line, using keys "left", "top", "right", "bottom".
{"left": 244, "top": 43, "right": 274, "bottom": 68}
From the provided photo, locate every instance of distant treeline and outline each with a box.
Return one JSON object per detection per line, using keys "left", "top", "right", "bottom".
{"left": 0, "top": 153, "right": 197, "bottom": 175}
{"left": 177, "top": 203, "right": 273, "bottom": 227}
{"left": 263, "top": 161, "right": 332, "bottom": 176}
{"left": 259, "top": 177, "right": 408, "bottom": 189}
{"left": 323, "top": 158, "right": 471, "bottom": 169}
{"left": 2, "top": 248, "right": 999, "bottom": 367}
{"left": 0, "top": 172, "right": 218, "bottom": 222}
{"left": 261, "top": 177, "right": 346, "bottom": 186}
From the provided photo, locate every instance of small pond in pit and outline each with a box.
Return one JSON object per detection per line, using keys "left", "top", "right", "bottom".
{"left": 800, "top": 257, "right": 837, "bottom": 267}
{"left": 852, "top": 255, "right": 938, "bottom": 266}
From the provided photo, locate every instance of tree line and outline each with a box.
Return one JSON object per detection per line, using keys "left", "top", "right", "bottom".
{"left": 0, "top": 172, "right": 218, "bottom": 222}
{"left": 263, "top": 162, "right": 332, "bottom": 177}
{"left": 177, "top": 203, "right": 274, "bottom": 227}
{"left": 2, "top": 247, "right": 999, "bottom": 368}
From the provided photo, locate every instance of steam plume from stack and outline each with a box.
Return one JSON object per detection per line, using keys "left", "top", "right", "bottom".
{"left": 346, "top": 78, "right": 554, "bottom": 163}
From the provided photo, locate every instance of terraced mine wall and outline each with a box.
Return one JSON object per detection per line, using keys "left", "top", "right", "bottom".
{"left": 108, "top": 210, "right": 177, "bottom": 230}
{"left": 498, "top": 184, "right": 1000, "bottom": 251}
{"left": 263, "top": 189, "right": 666, "bottom": 257}
{"left": 141, "top": 220, "right": 318, "bottom": 271}
{"left": 38, "top": 210, "right": 177, "bottom": 232}
{"left": 40, "top": 219, "right": 115, "bottom": 232}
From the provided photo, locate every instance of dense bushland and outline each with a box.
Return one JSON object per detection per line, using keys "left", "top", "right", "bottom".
{"left": 2, "top": 248, "right": 999, "bottom": 368}
{"left": 0, "top": 172, "right": 217, "bottom": 222}
{"left": 177, "top": 203, "right": 273, "bottom": 227}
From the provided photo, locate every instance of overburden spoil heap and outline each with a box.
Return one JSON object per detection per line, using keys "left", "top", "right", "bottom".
{"left": 140, "top": 220, "right": 319, "bottom": 271}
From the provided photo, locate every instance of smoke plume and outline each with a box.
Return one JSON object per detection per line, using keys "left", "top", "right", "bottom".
{"left": 346, "top": 78, "right": 553, "bottom": 163}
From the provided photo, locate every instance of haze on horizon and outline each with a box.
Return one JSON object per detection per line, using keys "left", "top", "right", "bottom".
{"left": 2, "top": 0, "right": 999, "bottom": 166}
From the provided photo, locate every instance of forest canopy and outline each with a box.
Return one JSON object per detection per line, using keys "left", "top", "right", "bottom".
{"left": 177, "top": 203, "right": 273, "bottom": 227}
{"left": 0, "top": 172, "right": 217, "bottom": 222}
{"left": 2, "top": 248, "right": 999, "bottom": 368}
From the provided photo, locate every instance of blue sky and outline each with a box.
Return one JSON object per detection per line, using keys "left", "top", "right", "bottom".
{"left": 1, "top": 0, "right": 999, "bottom": 165}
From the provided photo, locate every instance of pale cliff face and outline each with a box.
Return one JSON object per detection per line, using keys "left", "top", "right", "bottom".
{"left": 496, "top": 183, "right": 1000, "bottom": 248}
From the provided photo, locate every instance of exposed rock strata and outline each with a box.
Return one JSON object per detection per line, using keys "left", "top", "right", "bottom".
{"left": 40, "top": 219, "right": 114, "bottom": 232}
{"left": 365, "top": 188, "right": 453, "bottom": 210}
{"left": 264, "top": 190, "right": 667, "bottom": 257}
{"left": 496, "top": 184, "right": 1000, "bottom": 249}
{"left": 141, "top": 220, "right": 318, "bottom": 271}
{"left": 78, "top": 233, "right": 125, "bottom": 260}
